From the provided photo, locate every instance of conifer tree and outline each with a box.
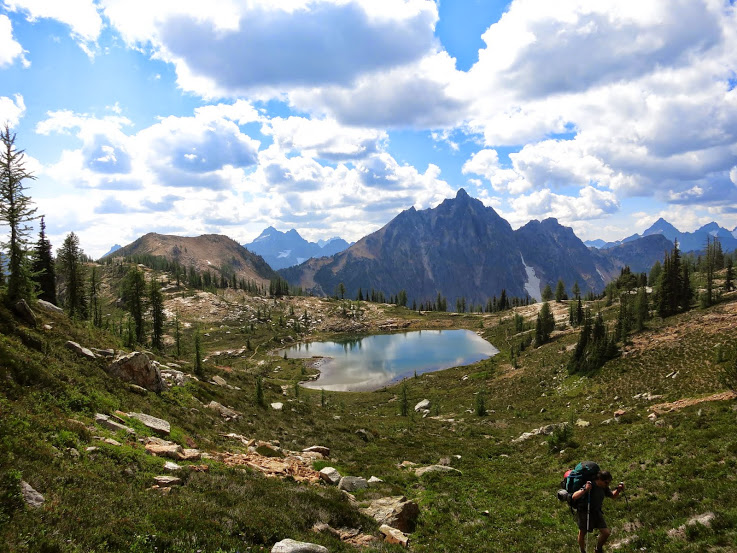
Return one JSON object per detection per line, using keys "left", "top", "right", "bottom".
{"left": 572, "top": 281, "right": 581, "bottom": 300}
{"left": 725, "top": 258, "right": 734, "bottom": 292}
{"left": 123, "top": 266, "right": 146, "bottom": 343}
{"left": 57, "top": 232, "right": 87, "bottom": 318}
{"left": 535, "top": 301, "right": 555, "bottom": 346}
{"left": 32, "top": 216, "right": 56, "bottom": 304}
{"left": 149, "top": 277, "right": 165, "bottom": 350}
{"left": 0, "top": 125, "right": 37, "bottom": 303}
{"left": 634, "top": 286, "right": 649, "bottom": 332}
{"left": 194, "top": 328, "right": 204, "bottom": 378}
{"left": 541, "top": 284, "right": 553, "bottom": 302}
{"left": 555, "top": 279, "right": 567, "bottom": 302}
{"left": 89, "top": 266, "right": 102, "bottom": 327}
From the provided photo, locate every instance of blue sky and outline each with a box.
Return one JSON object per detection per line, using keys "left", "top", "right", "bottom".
{"left": 1, "top": 0, "right": 737, "bottom": 258}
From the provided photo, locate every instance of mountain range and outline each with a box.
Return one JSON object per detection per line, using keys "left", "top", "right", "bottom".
{"left": 585, "top": 218, "right": 737, "bottom": 252}
{"left": 243, "top": 227, "right": 351, "bottom": 270}
{"left": 280, "top": 189, "right": 671, "bottom": 305}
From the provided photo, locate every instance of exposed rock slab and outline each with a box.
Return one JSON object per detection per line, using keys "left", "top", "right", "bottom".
{"left": 303, "top": 445, "right": 329, "bottom": 457}
{"left": 107, "top": 352, "right": 163, "bottom": 393}
{"left": 65, "top": 341, "right": 97, "bottom": 360}
{"left": 13, "top": 299, "right": 37, "bottom": 327}
{"left": 379, "top": 525, "right": 409, "bottom": 547}
{"left": 145, "top": 442, "right": 184, "bottom": 460}
{"left": 512, "top": 423, "right": 567, "bottom": 443}
{"left": 153, "top": 475, "right": 182, "bottom": 487}
{"left": 20, "top": 481, "right": 45, "bottom": 509}
{"left": 127, "top": 412, "right": 171, "bottom": 436}
{"left": 37, "top": 299, "right": 64, "bottom": 314}
{"left": 414, "top": 399, "right": 430, "bottom": 412}
{"left": 360, "top": 496, "right": 419, "bottom": 532}
{"left": 206, "top": 401, "right": 241, "bottom": 420}
{"left": 94, "top": 413, "right": 134, "bottom": 434}
{"left": 415, "top": 465, "right": 462, "bottom": 477}
{"left": 271, "top": 539, "right": 328, "bottom": 553}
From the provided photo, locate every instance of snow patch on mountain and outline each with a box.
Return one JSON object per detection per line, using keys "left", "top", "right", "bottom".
{"left": 521, "top": 255, "right": 542, "bottom": 302}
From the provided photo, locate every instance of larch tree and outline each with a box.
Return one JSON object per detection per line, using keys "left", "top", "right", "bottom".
{"left": 0, "top": 124, "right": 37, "bottom": 304}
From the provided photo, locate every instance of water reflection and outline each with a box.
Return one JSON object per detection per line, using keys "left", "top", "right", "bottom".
{"left": 278, "top": 330, "right": 498, "bottom": 392}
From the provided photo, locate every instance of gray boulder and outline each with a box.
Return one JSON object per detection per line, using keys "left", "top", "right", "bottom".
{"left": 65, "top": 341, "right": 97, "bottom": 360}
{"left": 414, "top": 399, "right": 430, "bottom": 412}
{"left": 355, "top": 428, "right": 373, "bottom": 442}
{"left": 153, "top": 475, "right": 182, "bottom": 487}
{"left": 271, "top": 539, "right": 328, "bottom": 553}
{"left": 13, "top": 299, "right": 36, "bottom": 327}
{"left": 303, "top": 445, "right": 330, "bottom": 457}
{"left": 338, "top": 476, "right": 368, "bottom": 492}
{"left": 106, "top": 352, "right": 163, "bottom": 393}
{"left": 94, "top": 413, "right": 135, "bottom": 434}
{"left": 20, "top": 481, "right": 45, "bottom": 509}
{"left": 206, "top": 401, "right": 241, "bottom": 420}
{"left": 360, "top": 496, "right": 419, "bottom": 532}
{"left": 319, "top": 467, "right": 341, "bottom": 485}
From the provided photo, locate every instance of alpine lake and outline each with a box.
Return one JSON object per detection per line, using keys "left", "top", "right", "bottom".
{"left": 278, "top": 329, "right": 499, "bottom": 391}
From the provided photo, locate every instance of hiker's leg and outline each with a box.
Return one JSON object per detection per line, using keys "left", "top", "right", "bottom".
{"left": 577, "top": 529, "right": 587, "bottom": 552}
{"left": 596, "top": 527, "right": 611, "bottom": 548}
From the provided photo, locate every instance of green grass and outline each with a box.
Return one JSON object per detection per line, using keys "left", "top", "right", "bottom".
{"left": 2, "top": 277, "right": 737, "bottom": 552}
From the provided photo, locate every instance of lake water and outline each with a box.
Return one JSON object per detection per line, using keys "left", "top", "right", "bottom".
{"left": 279, "top": 329, "right": 499, "bottom": 391}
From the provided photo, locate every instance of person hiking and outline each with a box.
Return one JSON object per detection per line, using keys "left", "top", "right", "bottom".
{"left": 570, "top": 470, "right": 624, "bottom": 553}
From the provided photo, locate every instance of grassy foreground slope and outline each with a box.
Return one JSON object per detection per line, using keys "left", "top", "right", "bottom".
{"left": 1, "top": 264, "right": 736, "bottom": 552}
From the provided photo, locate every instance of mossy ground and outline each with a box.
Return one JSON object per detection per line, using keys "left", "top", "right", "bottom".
{"left": 1, "top": 268, "right": 736, "bottom": 552}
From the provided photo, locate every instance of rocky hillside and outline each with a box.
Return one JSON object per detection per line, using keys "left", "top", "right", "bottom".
{"left": 104, "top": 232, "right": 278, "bottom": 285}
{"left": 592, "top": 234, "right": 673, "bottom": 279}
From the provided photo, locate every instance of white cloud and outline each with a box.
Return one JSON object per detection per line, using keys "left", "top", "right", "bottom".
{"left": 0, "top": 94, "right": 26, "bottom": 127}
{"left": 0, "top": 14, "right": 28, "bottom": 67}
{"left": 5, "top": 0, "right": 103, "bottom": 52}
{"left": 262, "top": 117, "right": 387, "bottom": 161}
{"left": 101, "top": 0, "right": 439, "bottom": 98}
{"left": 506, "top": 186, "right": 619, "bottom": 228}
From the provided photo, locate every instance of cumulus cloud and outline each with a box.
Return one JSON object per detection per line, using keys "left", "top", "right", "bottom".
{"left": 0, "top": 94, "right": 26, "bottom": 127}
{"left": 506, "top": 186, "right": 619, "bottom": 228}
{"left": 5, "top": 0, "right": 103, "bottom": 54}
{"left": 101, "top": 0, "right": 439, "bottom": 96}
{"left": 0, "top": 14, "right": 28, "bottom": 67}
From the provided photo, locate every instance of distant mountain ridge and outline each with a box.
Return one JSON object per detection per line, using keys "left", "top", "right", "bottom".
{"left": 104, "top": 233, "right": 278, "bottom": 285}
{"left": 586, "top": 218, "right": 737, "bottom": 252}
{"left": 281, "top": 189, "right": 670, "bottom": 306}
{"left": 244, "top": 227, "right": 351, "bottom": 270}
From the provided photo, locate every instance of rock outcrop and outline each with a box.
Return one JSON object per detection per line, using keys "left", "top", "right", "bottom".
{"left": 13, "top": 299, "right": 37, "bottom": 327}
{"left": 65, "top": 341, "right": 97, "bottom": 360}
{"left": 360, "top": 496, "right": 419, "bottom": 532}
{"left": 127, "top": 412, "right": 171, "bottom": 436}
{"left": 20, "top": 481, "right": 45, "bottom": 509}
{"left": 271, "top": 539, "right": 328, "bottom": 553}
{"left": 106, "top": 352, "right": 163, "bottom": 393}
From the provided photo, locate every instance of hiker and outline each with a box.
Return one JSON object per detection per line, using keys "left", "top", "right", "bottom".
{"left": 570, "top": 470, "right": 624, "bottom": 553}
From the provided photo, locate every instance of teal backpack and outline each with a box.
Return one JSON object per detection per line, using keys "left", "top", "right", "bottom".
{"left": 556, "top": 461, "right": 599, "bottom": 508}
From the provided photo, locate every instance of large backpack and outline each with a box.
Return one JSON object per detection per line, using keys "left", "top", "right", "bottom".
{"left": 556, "top": 461, "right": 599, "bottom": 509}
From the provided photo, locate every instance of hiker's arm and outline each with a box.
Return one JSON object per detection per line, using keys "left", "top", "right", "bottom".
{"left": 612, "top": 482, "right": 624, "bottom": 499}
{"left": 572, "top": 482, "right": 592, "bottom": 502}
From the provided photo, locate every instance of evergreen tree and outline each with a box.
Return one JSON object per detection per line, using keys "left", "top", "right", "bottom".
{"left": 123, "top": 266, "right": 146, "bottom": 343}
{"left": 572, "top": 281, "right": 581, "bottom": 300}
{"left": 615, "top": 291, "right": 632, "bottom": 343}
{"left": 541, "top": 284, "right": 553, "bottom": 302}
{"left": 174, "top": 311, "right": 182, "bottom": 357}
{"left": 0, "top": 125, "right": 37, "bottom": 303}
{"left": 194, "top": 328, "right": 204, "bottom": 378}
{"left": 725, "top": 257, "right": 734, "bottom": 292}
{"left": 150, "top": 277, "right": 165, "bottom": 351}
{"left": 634, "top": 286, "right": 649, "bottom": 332}
{"left": 568, "top": 310, "right": 619, "bottom": 374}
{"left": 57, "top": 232, "right": 87, "bottom": 318}
{"left": 648, "top": 260, "right": 662, "bottom": 287}
{"left": 32, "top": 216, "right": 56, "bottom": 303}
{"left": 89, "top": 266, "right": 102, "bottom": 327}
{"left": 535, "top": 301, "right": 555, "bottom": 346}
{"left": 400, "top": 381, "right": 409, "bottom": 416}
{"left": 555, "top": 279, "right": 567, "bottom": 302}
{"left": 657, "top": 240, "right": 684, "bottom": 318}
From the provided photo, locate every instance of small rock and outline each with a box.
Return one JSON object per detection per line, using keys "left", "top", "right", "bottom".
{"left": 368, "top": 476, "right": 383, "bottom": 486}
{"left": 65, "top": 341, "right": 97, "bottom": 360}
{"left": 303, "top": 445, "right": 329, "bottom": 457}
{"left": 355, "top": 429, "right": 372, "bottom": 442}
{"left": 153, "top": 475, "right": 182, "bottom": 487}
{"left": 145, "top": 442, "right": 184, "bottom": 459}
{"left": 648, "top": 413, "right": 658, "bottom": 421}
{"left": 163, "top": 461, "right": 181, "bottom": 471}
{"left": 271, "top": 539, "right": 328, "bottom": 553}
{"left": 575, "top": 419, "right": 590, "bottom": 427}
{"left": 20, "top": 481, "right": 44, "bottom": 508}
{"left": 415, "top": 465, "right": 462, "bottom": 477}
{"left": 399, "top": 461, "right": 417, "bottom": 469}
{"left": 271, "top": 402, "right": 284, "bottom": 411}
{"left": 212, "top": 375, "right": 227, "bottom": 386}
{"left": 319, "top": 467, "right": 341, "bottom": 485}
{"left": 206, "top": 401, "right": 241, "bottom": 420}
{"left": 338, "top": 476, "right": 368, "bottom": 492}
{"left": 614, "top": 409, "right": 627, "bottom": 418}
{"left": 94, "top": 413, "right": 135, "bottom": 434}
{"left": 438, "top": 457, "right": 451, "bottom": 466}
{"left": 91, "top": 348, "right": 115, "bottom": 358}
{"left": 85, "top": 446, "right": 99, "bottom": 453}
{"left": 129, "top": 384, "right": 148, "bottom": 395}
{"left": 107, "top": 352, "right": 163, "bottom": 393}
{"left": 379, "top": 525, "right": 409, "bottom": 547}
{"left": 414, "top": 399, "right": 430, "bottom": 412}
{"left": 102, "top": 438, "right": 122, "bottom": 446}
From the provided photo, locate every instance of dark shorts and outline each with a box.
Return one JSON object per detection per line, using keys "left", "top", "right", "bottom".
{"left": 577, "top": 509, "right": 608, "bottom": 533}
